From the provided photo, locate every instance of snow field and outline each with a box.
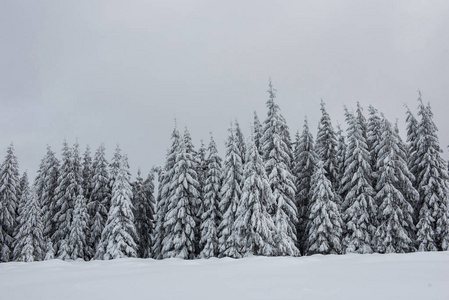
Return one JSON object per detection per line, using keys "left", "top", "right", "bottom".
{"left": 1, "top": 251, "right": 448, "bottom": 300}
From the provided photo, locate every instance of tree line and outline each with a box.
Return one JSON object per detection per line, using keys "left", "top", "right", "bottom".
{"left": 0, "top": 83, "right": 448, "bottom": 262}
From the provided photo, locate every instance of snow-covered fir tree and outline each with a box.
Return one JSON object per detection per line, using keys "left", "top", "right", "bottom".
{"left": 253, "top": 111, "right": 263, "bottom": 156}
{"left": 218, "top": 124, "right": 245, "bottom": 258}
{"left": 234, "top": 120, "right": 246, "bottom": 165}
{"left": 109, "top": 145, "right": 122, "bottom": 192}
{"left": 341, "top": 109, "right": 377, "bottom": 254}
{"left": 82, "top": 145, "right": 93, "bottom": 204}
{"left": 294, "top": 119, "right": 318, "bottom": 254}
{"left": 88, "top": 144, "right": 110, "bottom": 259}
{"left": 142, "top": 170, "right": 156, "bottom": 257}
{"left": 13, "top": 174, "right": 45, "bottom": 262}
{"left": 199, "top": 135, "right": 222, "bottom": 258}
{"left": 335, "top": 125, "right": 347, "bottom": 202}
{"left": 306, "top": 161, "right": 343, "bottom": 255}
{"left": 356, "top": 102, "right": 368, "bottom": 140}
{"left": 161, "top": 129, "right": 200, "bottom": 259}
{"left": 315, "top": 100, "right": 338, "bottom": 188}
{"left": 68, "top": 194, "right": 89, "bottom": 260}
{"left": 405, "top": 105, "right": 420, "bottom": 193}
{"left": 152, "top": 126, "right": 180, "bottom": 259}
{"left": 374, "top": 118, "right": 416, "bottom": 253}
{"left": 34, "top": 146, "right": 60, "bottom": 241}
{"left": 233, "top": 134, "right": 276, "bottom": 257}
{"left": 97, "top": 155, "right": 137, "bottom": 259}
{"left": 52, "top": 141, "right": 84, "bottom": 257}
{"left": 414, "top": 94, "right": 449, "bottom": 250}
{"left": 0, "top": 143, "right": 20, "bottom": 262}
{"left": 17, "top": 172, "right": 28, "bottom": 206}
{"left": 132, "top": 169, "right": 154, "bottom": 258}
{"left": 182, "top": 128, "right": 202, "bottom": 255}
{"left": 261, "top": 83, "right": 299, "bottom": 256}
{"left": 367, "top": 106, "right": 382, "bottom": 191}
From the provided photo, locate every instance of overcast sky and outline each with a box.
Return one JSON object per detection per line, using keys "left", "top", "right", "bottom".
{"left": 1, "top": 0, "right": 448, "bottom": 178}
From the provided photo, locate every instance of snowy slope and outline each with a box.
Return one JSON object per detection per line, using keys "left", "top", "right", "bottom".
{"left": 1, "top": 252, "right": 448, "bottom": 300}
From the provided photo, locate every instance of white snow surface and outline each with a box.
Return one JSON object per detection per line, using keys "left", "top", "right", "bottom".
{"left": 1, "top": 252, "right": 449, "bottom": 300}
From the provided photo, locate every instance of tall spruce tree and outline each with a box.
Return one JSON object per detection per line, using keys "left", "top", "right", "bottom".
{"left": 374, "top": 118, "right": 415, "bottom": 253}
{"left": 97, "top": 155, "right": 137, "bottom": 259}
{"left": 234, "top": 120, "right": 246, "bottom": 165}
{"left": 341, "top": 109, "right": 377, "bottom": 254}
{"left": 261, "top": 80, "right": 298, "bottom": 256}
{"left": 306, "top": 161, "right": 343, "bottom": 255}
{"left": 316, "top": 100, "right": 338, "bottom": 188}
{"left": 52, "top": 141, "right": 84, "bottom": 257}
{"left": 88, "top": 144, "right": 110, "bottom": 259}
{"left": 233, "top": 134, "right": 276, "bottom": 256}
{"left": 253, "top": 111, "right": 264, "bottom": 156}
{"left": 142, "top": 170, "right": 156, "bottom": 257}
{"left": 199, "top": 135, "right": 222, "bottom": 258}
{"left": 13, "top": 183, "right": 45, "bottom": 262}
{"left": 0, "top": 144, "right": 20, "bottom": 261}
{"left": 35, "top": 146, "right": 60, "bottom": 241}
{"left": 294, "top": 119, "right": 318, "bottom": 254}
{"left": 68, "top": 194, "right": 89, "bottom": 260}
{"left": 132, "top": 169, "right": 154, "bottom": 258}
{"left": 82, "top": 146, "right": 93, "bottom": 203}
{"left": 153, "top": 126, "right": 180, "bottom": 259}
{"left": 17, "top": 172, "right": 28, "bottom": 205}
{"left": 367, "top": 106, "right": 382, "bottom": 192}
{"left": 109, "top": 145, "right": 122, "bottom": 192}
{"left": 335, "top": 125, "right": 347, "bottom": 202}
{"left": 415, "top": 94, "right": 449, "bottom": 250}
{"left": 162, "top": 130, "right": 200, "bottom": 259}
{"left": 405, "top": 105, "right": 420, "bottom": 192}
{"left": 218, "top": 124, "right": 244, "bottom": 258}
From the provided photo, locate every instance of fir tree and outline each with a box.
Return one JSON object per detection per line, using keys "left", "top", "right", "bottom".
{"left": 253, "top": 111, "right": 263, "bottom": 156}
{"left": 68, "top": 195, "right": 89, "bottom": 260}
{"left": 306, "top": 161, "right": 343, "bottom": 255}
{"left": 415, "top": 93, "right": 449, "bottom": 250}
{"left": 13, "top": 183, "right": 45, "bottom": 262}
{"left": 52, "top": 141, "right": 83, "bottom": 257}
{"left": 374, "top": 118, "right": 415, "bottom": 253}
{"left": 153, "top": 126, "right": 180, "bottom": 259}
{"left": 132, "top": 169, "right": 154, "bottom": 258}
{"left": 367, "top": 106, "right": 382, "bottom": 191}
{"left": 0, "top": 143, "right": 20, "bottom": 261}
{"left": 405, "top": 105, "right": 420, "bottom": 192}
{"left": 182, "top": 128, "right": 202, "bottom": 255}
{"left": 335, "top": 125, "right": 347, "bottom": 202}
{"left": 233, "top": 134, "right": 276, "bottom": 256}
{"left": 218, "top": 124, "right": 245, "bottom": 258}
{"left": 142, "top": 170, "right": 156, "bottom": 257}
{"left": 261, "top": 86, "right": 299, "bottom": 256}
{"left": 17, "top": 172, "right": 28, "bottom": 205}
{"left": 341, "top": 109, "right": 377, "bottom": 254}
{"left": 34, "top": 146, "right": 59, "bottom": 241}
{"left": 97, "top": 155, "right": 137, "bottom": 259}
{"left": 88, "top": 144, "right": 110, "bottom": 259}
{"left": 294, "top": 119, "right": 318, "bottom": 254}
{"left": 162, "top": 130, "right": 200, "bottom": 259}
{"left": 109, "top": 145, "right": 122, "bottom": 191}
{"left": 82, "top": 145, "right": 93, "bottom": 203}
{"left": 234, "top": 120, "right": 246, "bottom": 165}
{"left": 199, "top": 135, "right": 222, "bottom": 258}
{"left": 316, "top": 100, "right": 338, "bottom": 188}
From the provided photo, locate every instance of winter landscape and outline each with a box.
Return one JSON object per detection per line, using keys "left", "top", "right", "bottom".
{"left": 2, "top": 1, "right": 449, "bottom": 300}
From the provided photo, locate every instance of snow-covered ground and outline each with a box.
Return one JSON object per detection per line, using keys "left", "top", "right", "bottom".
{"left": 1, "top": 252, "right": 448, "bottom": 300}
